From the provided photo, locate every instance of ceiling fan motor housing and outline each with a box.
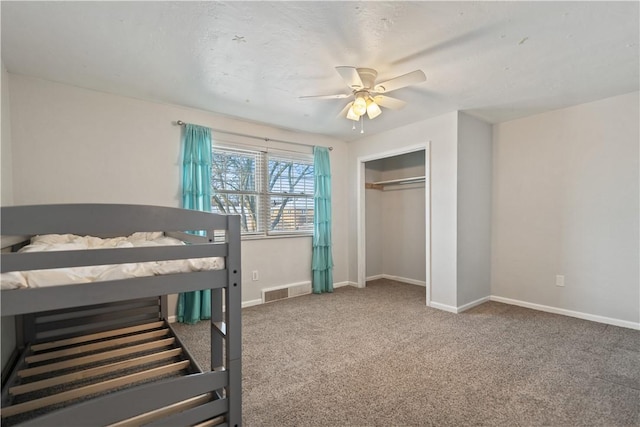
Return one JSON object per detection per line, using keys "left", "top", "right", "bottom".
{"left": 356, "top": 68, "right": 378, "bottom": 90}
{"left": 301, "top": 66, "right": 424, "bottom": 122}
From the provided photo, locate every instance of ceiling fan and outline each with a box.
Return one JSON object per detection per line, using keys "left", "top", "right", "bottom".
{"left": 300, "top": 66, "right": 426, "bottom": 122}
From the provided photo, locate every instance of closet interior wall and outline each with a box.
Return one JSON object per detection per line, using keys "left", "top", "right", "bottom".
{"left": 365, "top": 151, "right": 426, "bottom": 285}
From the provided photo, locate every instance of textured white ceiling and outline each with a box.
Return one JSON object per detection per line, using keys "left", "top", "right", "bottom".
{"left": 2, "top": 1, "right": 638, "bottom": 141}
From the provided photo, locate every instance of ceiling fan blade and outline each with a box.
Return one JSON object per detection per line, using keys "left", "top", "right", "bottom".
{"left": 299, "top": 93, "right": 351, "bottom": 100}
{"left": 373, "top": 95, "right": 407, "bottom": 110}
{"left": 373, "top": 70, "right": 426, "bottom": 93}
{"left": 335, "top": 66, "right": 364, "bottom": 90}
{"left": 337, "top": 102, "right": 353, "bottom": 118}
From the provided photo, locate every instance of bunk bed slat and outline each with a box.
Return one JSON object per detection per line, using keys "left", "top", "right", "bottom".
{"left": 193, "top": 417, "right": 227, "bottom": 427}
{"left": 107, "top": 393, "right": 212, "bottom": 427}
{"left": 145, "top": 398, "right": 228, "bottom": 427}
{"left": 35, "top": 298, "right": 158, "bottom": 320}
{"left": 25, "top": 328, "right": 170, "bottom": 363}
{"left": 2, "top": 360, "right": 191, "bottom": 418}
{"left": 33, "top": 305, "right": 160, "bottom": 336}
{"left": 29, "top": 299, "right": 161, "bottom": 344}
{"left": 19, "top": 338, "right": 176, "bottom": 378}
{"left": 30, "top": 321, "right": 165, "bottom": 352}
{"left": 14, "top": 371, "right": 228, "bottom": 427}
{"left": 10, "top": 348, "right": 184, "bottom": 396}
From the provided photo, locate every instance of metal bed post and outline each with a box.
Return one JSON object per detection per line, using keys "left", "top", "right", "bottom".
{"left": 225, "top": 215, "right": 242, "bottom": 427}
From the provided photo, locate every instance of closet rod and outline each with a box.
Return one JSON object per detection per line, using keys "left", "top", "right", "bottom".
{"left": 175, "top": 120, "right": 332, "bottom": 151}
{"left": 372, "top": 176, "right": 425, "bottom": 186}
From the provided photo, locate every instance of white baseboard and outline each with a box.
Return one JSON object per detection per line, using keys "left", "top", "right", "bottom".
{"left": 333, "top": 281, "right": 353, "bottom": 288}
{"left": 173, "top": 287, "right": 639, "bottom": 331}
{"left": 428, "top": 297, "right": 490, "bottom": 314}
{"left": 490, "top": 295, "right": 640, "bottom": 330}
{"left": 423, "top": 294, "right": 639, "bottom": 330}
{"left": 366, "top": 274, "right": 426, "bottom": 287}
{"left": 385, "top": 275, "right": 426, "bottom": 287}
{"left": 343, "top": 281, "right": 361, "bottom": 288}
{"left": 457, "top": 296, "right": 491, "bottom": 313}
{"left": 428, "top": 301, "right": 458, "bottom": 313}
{"left": 242, "top": 299, "right": 262, "bottom": 308}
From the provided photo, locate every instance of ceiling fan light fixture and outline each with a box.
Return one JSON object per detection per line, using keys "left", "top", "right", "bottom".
{"left": 300, "top": 66, "right": 426, "bottom": 125}
{"left": 352, "top": 94, "right": 367, "bottom": 116}
{"left": 346, "top": 105, "right": 360, "bottom": 121}
{"left": 366, "top": 98, "right": 382, "bottom": 119}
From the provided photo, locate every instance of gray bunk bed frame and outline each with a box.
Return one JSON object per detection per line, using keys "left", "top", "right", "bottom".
{"left": 0, "top": 204, "right": 241, "bottom": 427}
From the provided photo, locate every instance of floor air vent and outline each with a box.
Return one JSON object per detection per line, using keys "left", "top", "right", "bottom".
{"left": 263, "top": 288, "right": 288, "bottom": 303}
{"left": 262, "top": 283, "right": 311, "bottom": 304}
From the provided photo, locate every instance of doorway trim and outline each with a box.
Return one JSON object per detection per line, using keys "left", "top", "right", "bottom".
{"left": 356, "top": 142, "right": 432, "bottom": 306}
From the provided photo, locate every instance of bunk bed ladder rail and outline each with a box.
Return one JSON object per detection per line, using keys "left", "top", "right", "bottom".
{"left": 222, "top": 214, "right": 241, "bottom": 427}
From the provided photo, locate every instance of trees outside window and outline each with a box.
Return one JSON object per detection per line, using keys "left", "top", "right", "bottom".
{"left": 211, "top": 147, "right": 314, "bottom": 236}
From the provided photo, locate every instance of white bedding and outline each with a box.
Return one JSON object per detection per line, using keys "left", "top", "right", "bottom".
{"left": 1, "top": 232, "right": 224, "bottom": 290}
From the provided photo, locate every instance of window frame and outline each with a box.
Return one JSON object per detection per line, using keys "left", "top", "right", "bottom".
{"left": 211, "top": 145, "right": 314, "bottom": 239}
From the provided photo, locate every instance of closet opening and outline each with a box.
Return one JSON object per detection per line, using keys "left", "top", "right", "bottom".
{"left": 356, "top": 144, "right": 431, "bottom": 306}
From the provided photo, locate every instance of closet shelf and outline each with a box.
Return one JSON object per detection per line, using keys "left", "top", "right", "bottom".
{"left": 365, "top": 175, "right": 425, "bottom": 190}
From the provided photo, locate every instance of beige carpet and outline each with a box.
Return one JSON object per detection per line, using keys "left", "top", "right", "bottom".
{"left": 173, "top": 279, "right": 640, "bottom": 426}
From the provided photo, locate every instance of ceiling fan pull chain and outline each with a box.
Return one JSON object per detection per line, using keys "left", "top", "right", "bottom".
{"left": 360, "top": 116, "right": 365, "bottom": 134}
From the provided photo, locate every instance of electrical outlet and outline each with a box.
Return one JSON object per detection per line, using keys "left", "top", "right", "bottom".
{"left": 252, "top": 270, "right": 259, "bottom": 281}
{"left": 555, "top": 275, "right": 565, "bottom": 287}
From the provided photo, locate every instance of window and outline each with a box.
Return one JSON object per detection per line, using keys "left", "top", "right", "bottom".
{"left": 211, "top": 146, "right": 314, "bottom": 237}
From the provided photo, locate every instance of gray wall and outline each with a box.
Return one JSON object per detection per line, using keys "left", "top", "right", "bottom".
{"left": 457, "top": 113, "right": 492, "bottom": 306}
{"left": 5, "top": 73, "right": 349, "bottom": 309}
{"left": 1, "top": 63, "right": 16, "bottom": 372}
{"left": 1, "top": 65, "right": 12, "bottom": 205}
{"left": 491, "top": 91, "right": 639, "bottom": 323}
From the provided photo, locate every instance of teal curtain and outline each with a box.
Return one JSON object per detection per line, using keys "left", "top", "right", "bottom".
{"left": 312, "top": 146, "right": 333, "bottom": 293}
{"left": 177, "top": 123, "right": 212, "bottom": 324}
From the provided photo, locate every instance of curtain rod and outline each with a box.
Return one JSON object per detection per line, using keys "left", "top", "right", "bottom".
{"left": 175, "top": 120, "right": 333, "bottom": 151}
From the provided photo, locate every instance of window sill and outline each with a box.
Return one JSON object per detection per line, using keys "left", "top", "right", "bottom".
{"left": 241, "top": 233, "right": 312, "bottom": 241}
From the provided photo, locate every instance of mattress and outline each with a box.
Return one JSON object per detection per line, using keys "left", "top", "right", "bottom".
{"left": 1, "top": 232, "right": 224, "bottom": 290}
